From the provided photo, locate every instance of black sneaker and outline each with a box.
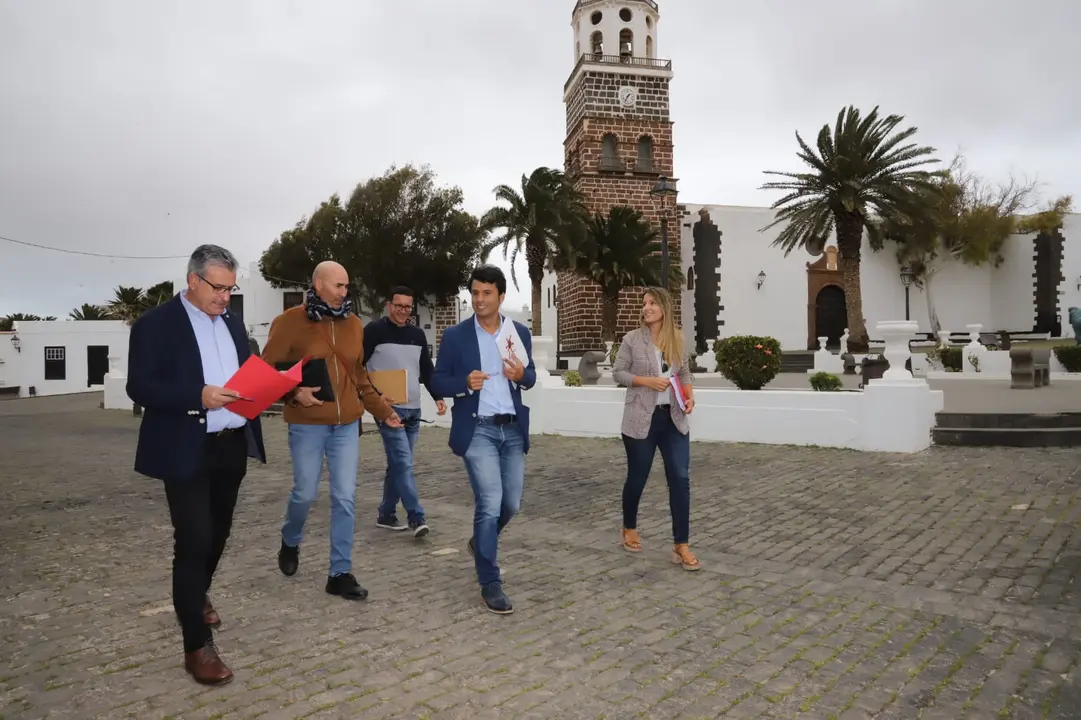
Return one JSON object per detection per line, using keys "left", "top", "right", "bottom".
{"left": 410, "top": 519, "right": 430, "bottom": 539}
{"left": 376, "top": 516, "right": 408, "bottom": 531}
{"left": 278, "top": 541, "right": 299, "bottom": 576}
{"left": 325, "top": 573, "right": 368, "bottom": 601}
{"left": 481, "top": 582, "right": 513, "bottom": 614}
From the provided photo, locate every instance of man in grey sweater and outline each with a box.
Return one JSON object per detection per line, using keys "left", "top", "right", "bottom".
{"left": 363, "top": 286, "right": 446, "bottom": 538}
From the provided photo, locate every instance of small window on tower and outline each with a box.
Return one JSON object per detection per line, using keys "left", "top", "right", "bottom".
{"left": 619, "top": 29, "right": 633, "bottom": 61}
{"left": 646, "top": 35, "right": 654, "bottom": 58}
{"left": 601, "top": 134, "right": 620, "bottom": 170}
{"left": 591, "top": 31, "right": 603, "bottom": 58}
{"left": 590, "top": 11, "right": 602, "bottom": 25}
{"left": 636, "top": 136, "right": 654, "bottom": 172}
{"left": 619, "top": 8, "right": 632, "bottom": 22}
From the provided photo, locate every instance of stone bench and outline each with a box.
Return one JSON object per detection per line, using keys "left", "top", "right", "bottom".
{"left": 1010, "top": 347, "right": 1051, "bottom": 389}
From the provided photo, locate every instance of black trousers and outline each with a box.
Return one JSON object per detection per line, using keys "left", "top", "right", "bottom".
{"left": 163, "top": 430, "right": 247, "bottom": 653}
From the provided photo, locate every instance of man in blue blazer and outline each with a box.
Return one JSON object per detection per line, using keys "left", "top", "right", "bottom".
{"left": 431, "top": 265, "right": 536, "bottom": 614}
{"left": 126, "top": 244, "right": 266, "bottom": 686}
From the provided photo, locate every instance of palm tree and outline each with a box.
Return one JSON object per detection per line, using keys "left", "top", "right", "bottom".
{"left": 760, "top": 105, "right": 941, "bottom": 352}
{"left": 0, "top": 313, "right": 46, "bottom": 331}
{"left": 480, "top": 167, "right": 585, "bottom": 334}
{"left": 144, "top": 280, "right": 175, "bottom": 307}
{"left": 69, "top": 303, "right": 107, "bottom": 320}
{"left": 555, "top": 206, "right": 682, "bottom": 341}
{"left": 105, "top": 286, "right": 146, "bottom": 325}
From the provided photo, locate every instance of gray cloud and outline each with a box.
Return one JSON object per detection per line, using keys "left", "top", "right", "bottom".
{"left": 2, "top": 0, "right": 1078, "bottom": 318}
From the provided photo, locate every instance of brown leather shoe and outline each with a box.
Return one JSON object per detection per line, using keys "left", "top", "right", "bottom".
{"left": 203, "top": 597, "right": 221, "bottom": 629}
{"left": 184, "top": 642, "right": 233, "bottom": 685}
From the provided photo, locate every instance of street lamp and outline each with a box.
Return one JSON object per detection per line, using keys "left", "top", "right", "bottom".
{"left": 649, "top": 176, "right": 679, "bottom": 290}
{"left": 899, "top": 265, "right": 917, "bottom": 321}
{"left": 9, "top": 333, "right": 20, "bottom": 352}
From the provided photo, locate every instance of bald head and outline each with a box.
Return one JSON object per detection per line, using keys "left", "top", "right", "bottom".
{"left": 312, "top": 261, "right": 350, "bottom": 309}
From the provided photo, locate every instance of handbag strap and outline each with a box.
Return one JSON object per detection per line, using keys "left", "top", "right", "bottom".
{"left": 317, "top": 321, "right": 362, "bottom": 396}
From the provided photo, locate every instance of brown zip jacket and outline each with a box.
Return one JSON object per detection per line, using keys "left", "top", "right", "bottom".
{"left": 261, "top": 306, "right": 393, "bottom": 426}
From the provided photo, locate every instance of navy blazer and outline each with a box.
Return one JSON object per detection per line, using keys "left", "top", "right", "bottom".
{"left": 127, "top": 295, "right": 267, "bottom": 482}
{"left": 430, "top": 317, "right": 537, "bottom": 457}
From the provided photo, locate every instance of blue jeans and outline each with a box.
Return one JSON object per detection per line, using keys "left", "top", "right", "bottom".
{"left": 377, "top": 406, "right": 424, "bottom": 523}
{"left": 462, "top": 421, "right": 525, "bottom": 586}
{"left": 622, "top": 406, "right": 692, "bottom": 544}
{"left": 282, "top": 421, "right": 360, "bottom": 576}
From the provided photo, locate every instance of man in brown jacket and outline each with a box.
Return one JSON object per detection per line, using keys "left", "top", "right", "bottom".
{"left": 262, "top": 261, "right": 400, "bottom": 600}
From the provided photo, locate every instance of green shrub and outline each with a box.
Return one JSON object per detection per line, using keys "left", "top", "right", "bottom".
{"left": 563, "top": 370, "right": 582, "bottom": 386}
{"left": 1053, "top": 345, "right": 1081, "bottom": 372}
{"left": 926, "top": 346, "right": 962, "bottom": 371}
{"left": 809, "top": 371, "right": 843, "bottom": 391}
{"left": 715, "top": 335, "right": 782, "bottom": 390}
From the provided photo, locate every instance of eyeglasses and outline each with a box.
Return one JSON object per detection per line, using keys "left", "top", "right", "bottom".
{"left": 391, "top": 303, "right": 414, "bottom": 312}
{"left": 198, "top": 275, "right": 239, "bottom": 295}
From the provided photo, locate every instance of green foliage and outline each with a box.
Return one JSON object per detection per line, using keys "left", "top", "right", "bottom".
{"left": 259, "top": 165, "right": 484, "bottom": 313}
{"left": 0, "top": 313, "right": 57, "bottom": 331}
{"left": 809, "top": 371, "right": 843, "bottom": 391}
{"left": 926, "top": 346, "right": 962, "bottom": 372}
{"left": 480, "top": 167, "right": 585, "bottom": 333}
{"left": 562, "top": 370, "right": 582, "bottom": 387}
{"left": 1052, "top": 345, "right": 1081, "bottom": 372}
{"left": 69, "top": 303, "right": 108, "bottom": 321}
{"left": 553, "top": 206, "right": 682, "bottom": 341}
{"left": 883, "top": 154, "right": 1074, "bottom": 284}
{"left": 715, "top": 335, "right": 782, "bottom": 390}
{"left": 759, "top": 105, "right": 941, "bottom": 351}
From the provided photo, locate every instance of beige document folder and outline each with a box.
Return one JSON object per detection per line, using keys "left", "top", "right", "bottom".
{"left": 367, "top": 369, "right": 408, "bottom": 405}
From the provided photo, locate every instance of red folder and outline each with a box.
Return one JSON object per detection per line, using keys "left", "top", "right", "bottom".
{"left": 224, "top": 356, "right": 305, "bottom": 420}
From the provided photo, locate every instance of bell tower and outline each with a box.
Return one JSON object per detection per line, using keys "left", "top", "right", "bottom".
{"left": 559, "top": 0, "right": 679, "bottom": 355}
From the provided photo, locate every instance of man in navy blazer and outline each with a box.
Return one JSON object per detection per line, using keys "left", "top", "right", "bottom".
{"left": 127, "top": 244, "right": 266, "bottom": 686}
{"left": 431, "top": 265, "right": 535, "bottom": 614}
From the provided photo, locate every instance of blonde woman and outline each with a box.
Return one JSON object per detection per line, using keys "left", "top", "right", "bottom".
{"left": 611, "top": 287, "right": 700, "bottom": 571}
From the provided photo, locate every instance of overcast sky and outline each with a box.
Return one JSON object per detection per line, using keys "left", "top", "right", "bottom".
{"left": 1, "top": 0, "right": 1079, "bottom": 319}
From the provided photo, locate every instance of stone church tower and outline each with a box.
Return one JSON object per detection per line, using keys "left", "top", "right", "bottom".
{"left": 559, "top": 0, "right": 680, "bottom": 354}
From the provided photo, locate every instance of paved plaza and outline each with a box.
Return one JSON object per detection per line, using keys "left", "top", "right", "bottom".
{"left": 1, "top": 393, "right": 1079, "bottom": 719}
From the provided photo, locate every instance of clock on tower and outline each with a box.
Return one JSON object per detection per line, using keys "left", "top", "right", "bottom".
{"left": 559, "top": 0, "right": 680, "bottom": 356}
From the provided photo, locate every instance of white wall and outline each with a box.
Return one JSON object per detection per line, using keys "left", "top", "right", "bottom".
{"left": 541, "top": 272, "right": 558, "bottom": 340}
{"left": 678, "top": 205, "right": 1080, "bottom": 350}
{"left": 0, "top": 331, "right": 17, "bottom": 390}
{"left": 1054, "top": 213, "right": 1081, "bottom": 337}
{"left": 9, "top": 320, "right": 130, "bottom": 398}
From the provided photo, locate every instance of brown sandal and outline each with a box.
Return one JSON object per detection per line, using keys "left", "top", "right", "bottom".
{"left": 671, "top": 543, "right": 701, "bottom": 571}
{"left": 621, "top": 528, "right": 643, "bottom": 553}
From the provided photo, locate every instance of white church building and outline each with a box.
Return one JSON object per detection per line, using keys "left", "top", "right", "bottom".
{"left": 540, "top": 0, "right": 1080, "bottom": 361}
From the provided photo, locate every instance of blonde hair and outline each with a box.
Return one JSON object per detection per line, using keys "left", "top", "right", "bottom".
{"left": 643, "top": 287, "right": 684, "bottom": 367}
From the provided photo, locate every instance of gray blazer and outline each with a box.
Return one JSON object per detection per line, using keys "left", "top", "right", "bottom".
{"left": 611, "top": 327, "right": 692, "bottom": 439}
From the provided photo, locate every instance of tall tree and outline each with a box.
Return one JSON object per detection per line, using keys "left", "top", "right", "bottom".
{"left": 480, "top": 167, "right": 586, "bottom": 334}
{"left": 105, "top": 286, "right": 147, "bottom": 325}
{"left": 554, "top": 206, "right": 682, "bottom": 341}
{"left": 69, "top": 304, "right": 107, "bottom": 320}
{"left": 0, "top": 313, "right": 51, "bottom": 331}
{"left": 880, "top": 154, "right": 1073, "bottom": 333}
{"left": 760, "top": 105, "right": 941, "bottom": 352}
{"left": 259, "top": 165, "right": 484, "bottom": 314}
{"left": 144, "top": 280, "right": 175, "bottom": 308}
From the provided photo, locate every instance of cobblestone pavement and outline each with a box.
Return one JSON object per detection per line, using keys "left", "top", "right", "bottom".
{"left": 1, "top": 393, "right": 1079, "bottom": 719}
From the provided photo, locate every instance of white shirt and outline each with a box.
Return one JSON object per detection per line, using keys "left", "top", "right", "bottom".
{"left": 179, "top": 291, "right": 246, "bottom": 432}
{"left": 653, "top": 345, "right": 672, "bottom": 406}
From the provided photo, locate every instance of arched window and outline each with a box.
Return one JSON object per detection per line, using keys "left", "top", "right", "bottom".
{"left": 687, "top": 266, "right": 696, "bottom": 291}
{"left": 601, "top": 133, "right": 619, "bottom": 170}
{"left": 619, "top": 29, "right": 633, "bottom": 61}
{"left": 591, "top": 31, "right": 603, "bottom": 58}
{"left": 646, "top": 35, "right": 654, "bottom": 58}
{"left": 636, "top": 135, "right": 654, "bottom": 171}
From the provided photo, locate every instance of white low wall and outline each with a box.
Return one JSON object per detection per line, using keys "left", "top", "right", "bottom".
{"left": 418, "top": 377, "right": 942, "bottom": 453}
